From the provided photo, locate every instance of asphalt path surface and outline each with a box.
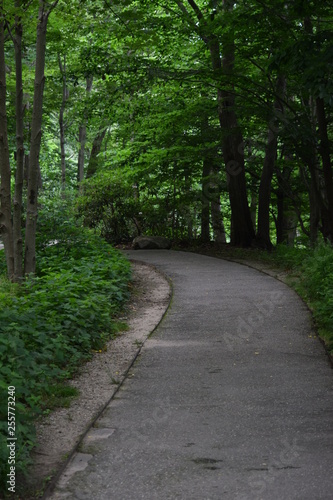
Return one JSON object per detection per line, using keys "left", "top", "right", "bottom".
{"left": 50, "top": 250, "right": 333, "bottom": 500}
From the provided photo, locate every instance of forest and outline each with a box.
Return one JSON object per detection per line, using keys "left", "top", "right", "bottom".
{"left": 0, "top": 0, "right": 332, "bottom": 495}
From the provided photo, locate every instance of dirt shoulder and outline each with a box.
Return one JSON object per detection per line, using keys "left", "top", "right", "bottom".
{"left": 25, "top": 261, "right": 171, "bottom": 498}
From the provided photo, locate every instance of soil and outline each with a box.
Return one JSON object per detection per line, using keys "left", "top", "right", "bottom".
{"left": 25, "top": 261, "right": 172, "bottom": 498}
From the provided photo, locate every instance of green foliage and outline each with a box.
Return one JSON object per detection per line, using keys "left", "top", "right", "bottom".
{"left": 42, "top": 384, "right": 80, "bottom": 411}
{"left": 297, "top": 244, "right": 333, "bottom": 351}
{"left": 77, "top": 172, "right": 141, "bottom": 243}
{"left": 0, "top": 198, "right": 131, "bottom": 494}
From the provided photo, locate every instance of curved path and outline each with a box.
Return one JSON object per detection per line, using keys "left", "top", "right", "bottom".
{"left": 50, "top": 251, "right": 333, "bottom": 500}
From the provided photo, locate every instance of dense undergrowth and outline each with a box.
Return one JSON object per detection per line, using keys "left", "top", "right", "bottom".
{"left": 0, "top": 198, "right": 131, "bottom": 495}
{"left": 189, "top": 241, "right": 333, "bottom": 356}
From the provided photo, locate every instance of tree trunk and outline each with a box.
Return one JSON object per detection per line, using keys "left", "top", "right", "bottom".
{"left": 256, "top": 77, "right": 285, "bottom": 250}
{"left": 309, "top": 181, "right": 320, "bottom": 244}
{"left": 77, "top": 76, "right": 93, "bottom": 185}
{"left": 255, "top": 130, "right": 277, "bottom": 249}
{"left": 316, "top": 97, "right": 333, "bottom": 241}
{"left": 13, "top": 2, "right": 24, "bottom": 281}
{"left": 303, "top": 17, "right": 333, "bottom": 242}
{"left": 181, "top": 0, "right": 254, "bottom": 246}
{"left": 276, "top": 186, "right": 284, "bottom": 244}
{"left": 210, "top": 167, "right": 226, "bottom": 244}
{"left": 201, "top": 158, "right": 211, "bottom": 243}
{"left": 211, "top": 42, "right": 254, "bottom": 246}
{"left": 78, "top": 125, "right": 86, "bottom": 183}
{"left": 24, "top": 0, "right": 58, "bottom": 275}
{"left": 86, "top": 128, "right": 107, "bottom": 178}
{"left": 0, "top": 14, "right": 14, "bottom": 278}
{"left": 211, "top": 197, "right": 226, "bottom": 244}
{"left": 276, "top": 174, "right": 297, "bottom": 246}
{"left": 58, "top": 54, "right": 68, "bottom": 191}
{"left": 250, "top": 193, "right": 257, "bottom": 231}
{"left": 219, "top": 0, "right": 254, "bottom": 246}
{"left": 184, "top": 170, "right": 193, "bottom": 240}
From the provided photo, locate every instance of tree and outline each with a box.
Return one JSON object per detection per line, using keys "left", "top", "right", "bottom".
{"left": 0, "top": 2, "right": 14, "bottom": 277}
{"left": 173, "top": 0, "right": 255, "bottom": 246}
{"left": 0, "top": 0, "right": 59, "bottom": 280}
{"left": 3, "top": 0, "right": 331, "bottom": 258}
{"left": 255, "top": 76, "right": 285, "bottom": 250}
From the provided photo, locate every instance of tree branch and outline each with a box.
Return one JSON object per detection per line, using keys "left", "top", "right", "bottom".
{"left": 103, "top": 0, "right": 135, "bottom": 37}
{"left": 46, "top": 0, "right": 60, "bottom": 12}
{"left": 186, "top": 0, "right": 204, "bottom": 21}
{"left": 174, "top": 0, "right": 193, "bottom": 24}
{"left": 174, "top": 0, "right": 209, "bottom": 44}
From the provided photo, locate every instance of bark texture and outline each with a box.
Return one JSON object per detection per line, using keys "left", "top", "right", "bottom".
{"left": 181, "top": 0, "right": 254, "bottom": 246}
{"left": 13, "top": 3, "right": 25, "bottom": 281}
{"left": 255, "top": 76, "right": 285, "bottom": 249}
{"left": 77, "top": 76, "right": 93, "bottom": 184}
{"left": 210, "top": 19, "right": 254, "bottom": 246}
{"left": 58, "top": 54, "right": 69, "bottom": 190}
{"left": 86, "top": 129, "right": 107, "bottom": 178}
{"left": 0, "top": 15, "right": 14, "bottom": 278}
{"left": 24, "top": 0, "right": 58, "bottom": 275}
{"left": 201, "top": 158, "right": 211, "bottom": 243}
{"left": 316, "top": 97, "right": 333, "bottom": 241}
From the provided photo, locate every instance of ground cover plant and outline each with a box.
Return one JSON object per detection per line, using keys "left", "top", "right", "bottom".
{"left": 0, "top": 198, "right": 131, "bottom": 495}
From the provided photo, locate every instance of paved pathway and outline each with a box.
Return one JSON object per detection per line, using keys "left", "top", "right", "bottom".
{"left": 49, "top": 251, "right": 333, "bottom": 500}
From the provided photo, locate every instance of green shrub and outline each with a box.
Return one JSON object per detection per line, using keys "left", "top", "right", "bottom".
{"left": 76, "top": 172, "right": 141, "bottom": 243}
{"left": 298, "top": 244, "right": 333, "bottom": 350}
{"left": 0, "top": 197, "right": 131, "bottom": 495}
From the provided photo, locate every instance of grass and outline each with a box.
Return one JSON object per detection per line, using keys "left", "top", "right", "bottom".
{"left": 41, "top": 384, "right": 80, "bottom": 411}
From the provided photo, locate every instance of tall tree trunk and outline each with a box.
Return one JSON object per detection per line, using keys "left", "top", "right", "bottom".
{"left": 297, "top": 96, "right": 326, "bottom": 243}
{"left": 316, "top": 97, "right": 333, "bottom": 241}
{"left": 309, "top": 181, "right": 320, "bottom": 244}
{"left": 201, "top": 158, "right": 211, "bottom": 243}
{"left": 210, "top": 167, "right": 226, "bottom": 244}
{"left": 77, "top": 76, "right": 93, "bottom": 185}
{"left": 250, "top": 193, "right": 257, "bottom": 230}
{"left": 276, "top": 168, "right": 297, "bottom": 246}
{"left": 297, "top": 103, "right": 332, "bottom": 242}
{"left": 13, "top": 2, "right": 24, "bottom": 281}
{"left": 184, "top": 169, "right": 193, "bottom": 240}
{"left": 86, "top": 128, "right": 107, "bottom": 178}
{"left": 58, "top": 54, "right": 68, "bottom": 191}
{"left": 209, "top": 12, "right": 253, "bottom": 245}
{"left": 303, "top": 16, "right": 333, "bottom": 241}
{"left": 211, "top": 196, "right": 226, "bottom": 244}
{"left": 276, "top": 185, "right": 284, "bottom": 245}
{"left": 24, "top": 0, "right": 58, "bottom": 275}
{"left": 78, "top": 125, "right": 86, "bottom": 183}
{"left": 179, "top": 0, "right": 254, "bottom": 246}
{"left": 256, "top": 76, "right": 285, "bottom": 250}
{"left": 219, "top": 0, "right": 254, "bottom": 246}
{"left": 215, "top": 51, "right": 254, "bottom": 245}
{"left": 0, "top": 13, "right": 14, "bottom": 278}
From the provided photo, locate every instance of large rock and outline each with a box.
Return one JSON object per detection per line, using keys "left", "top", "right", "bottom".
{"left": 132, "top": 236, "right": 172, "bottom": 250}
